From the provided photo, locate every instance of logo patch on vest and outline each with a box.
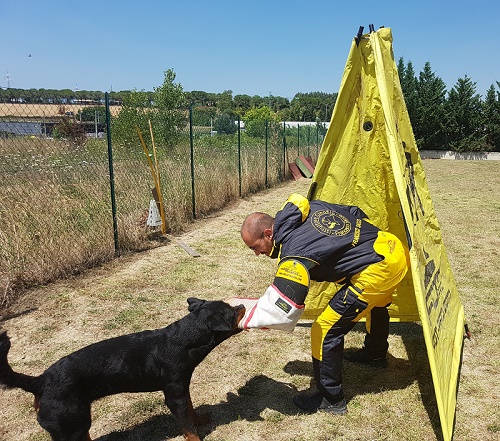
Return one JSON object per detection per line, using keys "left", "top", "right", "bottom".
{"left": 311, "top": 210, "right": 351, "bottom": 236}
{"left": 276, "top": 260, "right": 309, "bottom": 286}
{"left": 275, "top": 297, "right": 292, "bottom": 314}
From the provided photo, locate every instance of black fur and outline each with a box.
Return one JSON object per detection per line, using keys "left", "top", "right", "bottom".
{"left": 0, "top": 297, "right": 245, "bottom": 441}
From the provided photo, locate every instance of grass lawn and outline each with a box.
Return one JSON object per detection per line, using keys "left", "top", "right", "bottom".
{"left": 0, "top": 159, "right": 498, "bottom": 441}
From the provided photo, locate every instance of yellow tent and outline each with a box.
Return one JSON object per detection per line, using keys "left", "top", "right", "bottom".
{"left": 304, "top": 26, "right": 465, "bottom": 441}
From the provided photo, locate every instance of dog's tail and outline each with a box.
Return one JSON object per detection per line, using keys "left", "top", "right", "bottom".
{"left": 0, "top": 331, "right": 41, "bottom": 395}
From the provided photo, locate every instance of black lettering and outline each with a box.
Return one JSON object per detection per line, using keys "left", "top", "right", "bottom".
{"left": 432, "top": 326, "right": 439, "bottom": 348}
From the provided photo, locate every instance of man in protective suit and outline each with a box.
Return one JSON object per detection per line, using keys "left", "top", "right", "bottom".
{"left": 230, "top": 193, "right": 408, "bottom": 414}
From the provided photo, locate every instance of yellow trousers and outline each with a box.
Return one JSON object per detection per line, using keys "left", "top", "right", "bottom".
{"left": 309, "top": 232, "right": 408, "bottom": 400}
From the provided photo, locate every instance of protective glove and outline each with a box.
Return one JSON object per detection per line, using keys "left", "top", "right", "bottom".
{"left": 226, "top": 285, "right": 304, "bottom": 333}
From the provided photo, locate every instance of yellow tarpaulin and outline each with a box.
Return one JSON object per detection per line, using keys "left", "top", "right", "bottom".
{"left": 304, "top": 27, "right": 465, "bottom": 441}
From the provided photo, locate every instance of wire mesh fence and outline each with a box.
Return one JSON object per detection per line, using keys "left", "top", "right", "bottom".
{"left": 0, "top": 95, "right": 324, "bottom": 306}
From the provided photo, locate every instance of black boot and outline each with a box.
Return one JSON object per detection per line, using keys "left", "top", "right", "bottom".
{"left": 293, "top": 391, "right": 347, "bottom": 415}
{"left": 344, "top": 348, "right": 388, "bottom": 368}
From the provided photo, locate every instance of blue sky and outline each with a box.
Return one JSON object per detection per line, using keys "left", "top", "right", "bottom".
{"left": 1, "top": 0, "right": 498, "bottom": 99}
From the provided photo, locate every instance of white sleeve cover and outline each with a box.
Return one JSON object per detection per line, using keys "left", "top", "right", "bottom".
{"left": 238, "top": 285, "right": 305, "bottom": 333}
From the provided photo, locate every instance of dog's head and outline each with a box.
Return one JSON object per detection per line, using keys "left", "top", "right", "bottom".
{"left": 187, "top": 298, "right": 245, "bottom": 337}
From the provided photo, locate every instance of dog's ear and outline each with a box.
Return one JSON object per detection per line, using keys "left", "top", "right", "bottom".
{"left": 207, "top": 312, "right": 234, "bottom": 332}
{"left": 187, "top": 297, "right": 205, "bottom": 312}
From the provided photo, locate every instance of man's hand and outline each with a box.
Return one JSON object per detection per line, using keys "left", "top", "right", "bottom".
{"left": 226, "top": 286, "right": 304, "bottom": 333}
{"left": 225, "top": 297, "right": 259, "bottom": 329}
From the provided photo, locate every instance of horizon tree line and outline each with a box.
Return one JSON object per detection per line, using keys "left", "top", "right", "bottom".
{"left": 1, "top": 59, "right": 499, "bottom": 151}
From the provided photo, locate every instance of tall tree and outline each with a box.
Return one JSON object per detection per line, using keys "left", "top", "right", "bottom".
{"left": 112, "top": 68, "right": 186, "bottom": 148}
{"left": 152, "top": 69, "right": 187, "bottom": 148}
{"left": 216, "top": 90, "right": 234, "bottom": 114}
{"left": 482, "top": 82, "right": 500, "bottom": 151}
{"left": 397, "top": 57, "right": 419, "bottom": 129}
{"left": 445, "top": 75, "right": 483, "bottom": 151}
{"left": 250, "top": 95, "right": 266, "bottom": 108}
{"left": 271, "top": 96, "right": 290, "bottom": 112}
{"left": 213, "top": 113, "right": 237, "bottom": 135}
{"left": 111, "top": 88, "right": 153, "bottom": 147}
{"left": 289, "top": 92, "right": 337, "bottom": 122}
{"left": 234, "top": 94, "right": 252, "bottom": 115}
{"left": 243, "top": 106, "right": 275, "bottom": 137}
{"left": 186, "top": 90, "right": 215, "bottom": 107}
{"left": 414, "top": 62, "right": 448, "bottom": 150}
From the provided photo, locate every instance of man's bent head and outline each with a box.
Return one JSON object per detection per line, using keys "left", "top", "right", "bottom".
{"left": 241, "top": 212, "right": 274, "bottom": 256}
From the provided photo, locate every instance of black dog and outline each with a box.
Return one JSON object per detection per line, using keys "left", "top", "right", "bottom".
{"left": 0, "top": 297, "right": 245, "bottom": 441}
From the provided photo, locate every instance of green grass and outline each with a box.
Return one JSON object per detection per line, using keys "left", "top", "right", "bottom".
{"left": 0, "top": 160, "right": 498, "bottom": 441}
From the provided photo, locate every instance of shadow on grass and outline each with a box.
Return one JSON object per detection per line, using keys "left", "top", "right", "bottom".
{"left": 96, "top": 323, "right": 443, "bottom": 441}
{"left": 0, "top": 307, "right": 37, "bottom": 323}
{"left": 285, "top": 321, "right": 443, "bottom": 441}
{"left": 95, "top": 375, "right": 300, "bottom": 441}
{"left": 394, "top": 322, "right": 443, "bottom": 441}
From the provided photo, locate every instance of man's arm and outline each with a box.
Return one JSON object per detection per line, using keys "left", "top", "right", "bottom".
{"left": 227, "top": 258, "right": 310, "bottom": 333}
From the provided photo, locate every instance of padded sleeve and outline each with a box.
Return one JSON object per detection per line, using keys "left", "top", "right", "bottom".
{"left": 272, "top": 258, "right": 310, "bottom": 306}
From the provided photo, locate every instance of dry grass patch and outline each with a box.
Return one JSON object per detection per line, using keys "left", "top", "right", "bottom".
{"left": 0, "top": 103, "right": 121, "bottom": 118}
{"left": 0, "top": 162, "right": 499, "bottom": 440}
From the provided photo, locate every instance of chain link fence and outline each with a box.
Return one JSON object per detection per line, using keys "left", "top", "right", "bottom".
{"left": 0, "top": 95, "right": 324, "bottom": 306}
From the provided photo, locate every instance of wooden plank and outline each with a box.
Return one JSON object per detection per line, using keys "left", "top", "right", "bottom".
{"left": 295, "top": 156, "right": 313, "bottom": 178}
{"left": 289, "top": 162, "right": 303, "bottom": 180}
{"left": 170, "top": 237, "right": 201, "bottom": 257}
{"left": 298, "top": 155, "right": 315, "bottom": 175}
{"left": 304, "top": 156, "right": 316, "bottom": 171}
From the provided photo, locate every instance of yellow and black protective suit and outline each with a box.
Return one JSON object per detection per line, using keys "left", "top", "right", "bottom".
{"left": 268, "top": 194, "right": 408, "bottom": 402}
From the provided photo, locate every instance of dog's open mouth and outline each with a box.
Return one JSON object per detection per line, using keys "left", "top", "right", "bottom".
{"left": 234, "top": 304, "right": 246, "bottom": 328}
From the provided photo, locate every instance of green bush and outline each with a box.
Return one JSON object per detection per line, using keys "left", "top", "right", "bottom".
{"left": 214, "top": 113, "right": 237, "bottom": 135}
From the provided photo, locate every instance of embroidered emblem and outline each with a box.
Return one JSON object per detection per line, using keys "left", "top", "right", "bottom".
{"left": 311, "top": 210, "right": 351, "bottom": 236}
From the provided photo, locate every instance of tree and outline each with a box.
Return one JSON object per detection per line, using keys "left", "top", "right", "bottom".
{"left": 482, "top": 83, "right": 500, "bottom": 151}
{"left": 289, "top": 92, "right": 337, "bottom": 122}
{"left": 216, "top": 90, "right": 234, "bottom": 114}
{"left": 186, "top": 90, "right": 216, "bottom": 107}
{"left": 191, "top": 106, "right": 217, "bottom": 127}
{"left": 152, "top": 69, "right": 187, "bottom": 148}
{"left": 250, "top": 95, "right": 266, "bottom": 108}
{"left": 213, "top": 113, "right": 237, "bottom": 135}
{"left": 289, "top": 95, "right": 307, "bottom": 121}
{"left": 414, "top": 62, "right": 448, "bottom": 149}
{"left": 77, "top": 106, "right": 106, "bottom": 122}
{"left": 111, "top": 89, "right": 153, "bottom": 147}
{"left": 397, "top": 58, "right": 419, "bottom": 127}
{"left": 112, "top": 69, "right": 186, "bottom": 149}
{"left": 234, "top": 94, "right": 252, "bottom": 115}
{"left": 243, "top": 106, "right": 275, "bottom": 137}
{"left": 272, "top": 96, "right": 291, "bottom": 112}
{"left": 445, "top": 75, "right": 483, "bottom": 151}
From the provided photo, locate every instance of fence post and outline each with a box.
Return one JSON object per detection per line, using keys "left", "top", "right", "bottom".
{"left": 238, "top": 115, "right": 242, "bottom": 197}
{"left": 282, "top": 121, "right": 287, "bottom": 181}
{"left": 307, "top": 125, "right": 311, "bottom": 158}
{"left": 265, "top": 119, "right": 268, "bottom": 187}
{"left": 316, "top": 125, "right": 319, "bottom": 159}
{"left": 297, "top": 124, "right": 300, "bottom": 157}
{"left": 105, "top": 92, "right": 119, "bottom": 255}
{"left": 189, "top": 104, "right": 196, "bottom": 219}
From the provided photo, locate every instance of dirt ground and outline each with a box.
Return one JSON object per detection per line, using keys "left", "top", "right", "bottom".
{"left": 0, "top": 164, "right": 498, "bottom": 441}
{"left": 0, "top": 179, "right": 311, "bottom": 441}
